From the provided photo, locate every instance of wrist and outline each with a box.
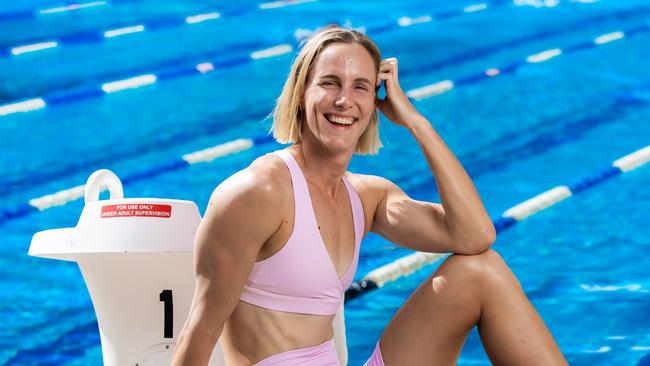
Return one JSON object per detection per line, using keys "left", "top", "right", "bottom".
{"left": 405, "top": 114, "right": 431, "bottom": 133}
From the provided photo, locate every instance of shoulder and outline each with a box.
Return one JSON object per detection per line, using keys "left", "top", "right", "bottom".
{"left": 206, "top": 153, "right": 291, "bottom": 219}
{"left": 345, "top": 172, "right": 396, "bottom": 200}
{"left": 344, "top": 172, "right": 399, "bottom": 226}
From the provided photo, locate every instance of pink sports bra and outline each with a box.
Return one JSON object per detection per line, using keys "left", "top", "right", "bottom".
{"left": 239, "top": 149, "right": 364, "bottom": 315}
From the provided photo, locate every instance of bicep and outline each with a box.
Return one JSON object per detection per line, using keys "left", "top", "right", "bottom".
{"left": 188, "top": 173, "right": 283, "bottom": 331}
{"left": 370, "top": 176, "right": 456, "bottom": 253}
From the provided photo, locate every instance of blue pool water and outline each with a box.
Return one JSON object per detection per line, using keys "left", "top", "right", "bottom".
{"left": 1, "top": 0, "right": 649, "bottom": 365}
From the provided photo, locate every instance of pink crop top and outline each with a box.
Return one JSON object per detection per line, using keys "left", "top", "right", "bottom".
{"left": 238, "top": 149, "right": 364, "bottom": 315}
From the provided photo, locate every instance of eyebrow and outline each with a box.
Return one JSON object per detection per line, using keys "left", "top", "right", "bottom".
{"left": 318, "top": 74, "right": 373, "bottom": 86}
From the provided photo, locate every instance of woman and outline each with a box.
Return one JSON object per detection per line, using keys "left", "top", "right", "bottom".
{"left": 171, "top": 27, "right": 568, "bottom": 365}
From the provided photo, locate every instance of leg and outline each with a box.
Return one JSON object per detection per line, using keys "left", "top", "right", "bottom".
{"left": 376, "top": 249, "right": 567, "bottom": 366}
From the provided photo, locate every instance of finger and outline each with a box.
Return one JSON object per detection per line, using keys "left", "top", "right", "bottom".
{"left": 379, "top": 57, "right": 396, "bottom": 72}
{"left": 388, "top": 58, "right": 398, "bottom": 70}
{"left": 387, "top": 59, "right": 400, "bottom": 88}
{"left": 377, "top": 73, "right": 391, "bottom": 86}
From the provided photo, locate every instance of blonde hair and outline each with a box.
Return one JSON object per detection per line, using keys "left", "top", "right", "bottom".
{"left": 270, "top": 27, "right": 383, "bottom": 155}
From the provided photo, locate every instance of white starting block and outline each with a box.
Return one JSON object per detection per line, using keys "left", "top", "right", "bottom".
{"left": 28, "top": 169, "right": 348, "bottom": 365}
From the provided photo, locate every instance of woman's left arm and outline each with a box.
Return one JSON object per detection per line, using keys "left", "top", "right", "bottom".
{"left": 372, "top": 58, "right": 495, "bottom": 254}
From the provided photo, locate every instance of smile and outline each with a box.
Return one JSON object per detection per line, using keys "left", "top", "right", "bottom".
{"left": 324, "top": 114, "right": 357, "bottom": 126}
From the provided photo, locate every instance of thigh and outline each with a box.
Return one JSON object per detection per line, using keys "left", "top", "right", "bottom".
{"left": 376, "top": 252, "right": 488, "bottom": 366}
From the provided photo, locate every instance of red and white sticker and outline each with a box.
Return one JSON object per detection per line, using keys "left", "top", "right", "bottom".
{"left": 101, "top": 204, "right": 172, "bottom": 219}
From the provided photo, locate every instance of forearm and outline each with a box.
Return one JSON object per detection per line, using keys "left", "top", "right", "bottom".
{"left": 171, "top": 319, "right": 224, "bottom": 366}
{"left": 407, "top": 115, "right": 495, "bottom": 252}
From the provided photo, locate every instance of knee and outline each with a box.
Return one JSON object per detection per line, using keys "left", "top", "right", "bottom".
{"left": 441, "top": 249, "right": 520, "bottom": 289}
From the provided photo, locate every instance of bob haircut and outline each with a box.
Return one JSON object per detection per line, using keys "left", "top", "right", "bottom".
{"left": 270, "top": 27, "right": 383, "bottom": 155}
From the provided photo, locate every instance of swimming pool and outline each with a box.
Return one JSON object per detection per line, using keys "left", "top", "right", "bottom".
{"left": 1, "top": 0, "right": 649, "bottom": 364}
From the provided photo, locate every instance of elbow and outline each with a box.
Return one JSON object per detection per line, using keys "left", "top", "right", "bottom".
{"left": 456, "top": 224, "right": 496, "bottom": 255}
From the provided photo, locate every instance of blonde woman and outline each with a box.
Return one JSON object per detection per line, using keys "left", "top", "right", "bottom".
{"left": 172, "top": 27, "right": 568, "bottom": 365}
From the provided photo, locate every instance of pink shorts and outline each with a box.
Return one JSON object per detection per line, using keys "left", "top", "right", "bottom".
{"left": 363, "top": 341, "right": 385, "bottom": 366}
{"left": 253, "top": 339, "right": 385, "bottom": 366}
{"left": 253, "top": 339, "right": 339, "bottom": 365}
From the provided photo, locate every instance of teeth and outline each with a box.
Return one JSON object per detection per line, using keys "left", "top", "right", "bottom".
{"left": 327, "top": 115, "right": 355, "bottom": 125}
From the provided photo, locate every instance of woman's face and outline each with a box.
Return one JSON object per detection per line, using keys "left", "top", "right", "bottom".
{"left": 301, "top": 42, "right": 377, "bottom": 154}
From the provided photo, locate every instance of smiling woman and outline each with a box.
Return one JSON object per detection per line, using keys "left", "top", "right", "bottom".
{"left": 271, "top": 28, "right": 383, "bottom": 155}
{"left": 170, "top": 27, "right": 569, "bottom": 366}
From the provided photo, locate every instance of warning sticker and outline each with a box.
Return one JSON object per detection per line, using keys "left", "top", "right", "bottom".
{"left": 101, "top": 204, "right": 172, "bottom": 219}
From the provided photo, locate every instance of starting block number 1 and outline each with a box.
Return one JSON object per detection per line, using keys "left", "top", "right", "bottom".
{"left": 159, "top": 289, "right": 173, "bottom": 338}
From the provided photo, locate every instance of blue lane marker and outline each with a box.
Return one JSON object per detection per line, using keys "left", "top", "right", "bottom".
{"left": 0, "top": 203, "right": 38, "bottom": 223}
{"left": 0, "top": 10, "right": 34, "bottom": 22}
{"left": 46, "top": 87, "right": 104, "bottom": 105}
{"left": 493, "top": 216, "right": 517, "bottom": 233}
{"left": 568, "top": 166, "right": 622, "bottom": 194}
{"left": 120, "top": 159, "right": 189, "bottom": 185}
{"left": 59, "top": 30, "right": 104, "bottom": 44}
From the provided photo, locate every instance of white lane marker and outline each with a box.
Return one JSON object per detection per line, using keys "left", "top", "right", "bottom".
{"left": 101, "top": 74, "right": 157, "bottom": 93}
{"left": 397, "top": 15, "right": 433, "bottom": 27}
{"left": 185, "top": 12, "right": 221, "bottom": 24}
{"left": 29, "top": 185, "right": 86, "bottom": 210}
{"left": 251, "top": 44, "right": 292, "bottom": 59}
{"left": 182, "top": 139, "right": 253, "bottom": 164}
{"left": 613, "top": 146, "right": 650, "bottom": 172}
{"left": 464, "top": 3, "right": 488, "bottom": 13}
{"left": 503, "top": 186, "right": 572, "bottom": 220}
{"left": 259, "top": 0, "right": 317, "bottom": 9}
{"left": 11, "top": 41, "right": 58, "bottom": 55}
{"left": 594, "top": 31, "right": 624, "bottom": 45}
{"left": 0, "top": 98, "right": 46, "bottom": 116}
{"left": 104, "top": 25, "right": 145, "bottom": 38}
{"left": 39, "top": 1, "right": 107, "bottom": 14}
{"left": 196, "top": 63, "right": 215, "bottom": 74}
{"left": 526, "top": 48, "right": 562, "bottom": 63}
{"left": 485, "top": 68, "right": 501, "bottom": 77}
{"left": 406, "top": 80, "right": 455, "bottom": 100}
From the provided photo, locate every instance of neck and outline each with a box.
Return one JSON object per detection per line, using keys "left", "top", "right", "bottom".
{"left": 288, "top": 142, "right": 353, "bottom": 199}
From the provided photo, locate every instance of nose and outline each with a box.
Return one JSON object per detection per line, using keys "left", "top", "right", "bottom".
{"left": 334, "top": 89, "right": 353, "bottom": 109}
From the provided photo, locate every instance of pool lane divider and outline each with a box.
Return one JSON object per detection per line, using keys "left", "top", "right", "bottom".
{"left": 344, "top": 145, "right": 650, "bottom": 301}
{"left": 0, "top": 43, "right": 293, "bottom": 116}
{"left": 2, "top": 0, "right": 488, "bottom": 57}
{"left": 0, "top": 1, "right": 496, "bottom": 110}
{"left": 0, "top": 0, "right": 311, "bottom": 32}
{"left": 0, "top": 0, "right": 321, "bottom": 58}
{"left": 1, "top": 10, "right": 644, "bottom": 118}
{"left": 0, "top": 1, "right": 118, "bottom": 22}
{"left": 0, "top": 0, "right": 619, "bottom": 115}
{"left": 397, "top": 5, "right": 650, "bottom": 78}
{"left": 0, "top": 135, "right": 274, "bottom": 225}
{"left": 406, "top": 25, "right": 646, "bottom": 100}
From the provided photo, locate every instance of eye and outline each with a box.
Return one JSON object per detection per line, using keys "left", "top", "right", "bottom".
{"left": 320, "top": 81, "right": 337, "bottom": 87}
{"left": 355, "top": 85, "right": 369, "bottom": 92}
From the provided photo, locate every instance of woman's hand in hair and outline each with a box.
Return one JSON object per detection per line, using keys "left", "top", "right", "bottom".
{"left": 375, "top": 58, "right": 426, "bottom": 129}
